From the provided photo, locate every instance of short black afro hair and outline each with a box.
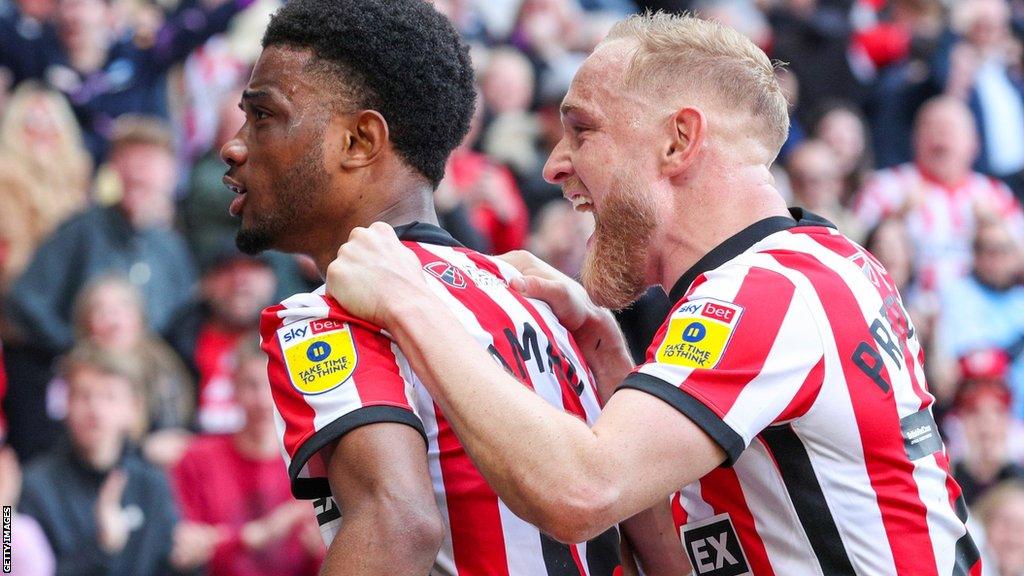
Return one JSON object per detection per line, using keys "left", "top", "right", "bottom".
{"left": 263, "top": 0, "right": 476, "bottom": 186}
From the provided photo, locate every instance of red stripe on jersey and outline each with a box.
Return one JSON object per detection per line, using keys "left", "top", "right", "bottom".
{"left": 406, "top": 243, "right": 524, "bottom": 575}
{"left": 260, "top": 304, "right": 317, "bottom": 457}
{"left": 570, "top": 545, "right": 586, "bottom": 574}
{"left": 432, "top": 403, "right": 511, "bottom": 575}
{"left": 770, "top": 249, "right": 939, "bottom": 575}
{"left": 700, "top": 467, "right": 776, "bottom": 576}
{"left": 462, "top": 249, "right": 590, "bottom": 420}
{"left": 776, "top": 357, "right": 825, "bottom": 423}
{"left": 806, "top": 232, "right": 933, "bottom": 409}
{"left": 682, "top": 275, "right": 709, "bottom": 300}
{"left": 644, "top": 312, "right": 673, "bottom": 362}
{"left": 671, "top": 492, "right": 687, "bottom": 530}
{"left": 349, "top": 328, "right": 407, "bottom": 407}
{"left": 679, "top": 267, "right": 796, "bottom": 417}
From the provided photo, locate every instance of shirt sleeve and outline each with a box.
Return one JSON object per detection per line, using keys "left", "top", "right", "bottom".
{"left": 619, "top": 263, "right": 825, "bottom": 465}
{"left": 260, "top": 295, "right": 424, "bottom": 499}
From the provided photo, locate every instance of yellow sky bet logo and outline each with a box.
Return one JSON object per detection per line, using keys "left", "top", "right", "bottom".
{"left": 656, "top": 298, "right": 743, "bottom": 369}
{"left": 279, "top": 321, "right": 358, "bottom": 395}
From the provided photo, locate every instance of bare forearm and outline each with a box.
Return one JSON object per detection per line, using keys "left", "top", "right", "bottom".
{"left": 619, "top": 500, "right": 690, "bottom": 576}
{"left": 389, "top": 296, "right": 624, "bottom": 539}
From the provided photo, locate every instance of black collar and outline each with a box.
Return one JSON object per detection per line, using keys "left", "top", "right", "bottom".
{"left": 667, "top": 207, "right": 835, "bottom": 303}
{"left": 393, "top": 221, "right": 464, "bottom": 248}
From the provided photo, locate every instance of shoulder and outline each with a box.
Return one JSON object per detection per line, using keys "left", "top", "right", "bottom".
{"left": 124, "top": 453, "right": 172, "bottom": 490}
{"left": 22, "top": 452, "right": 63, "bottom": 483}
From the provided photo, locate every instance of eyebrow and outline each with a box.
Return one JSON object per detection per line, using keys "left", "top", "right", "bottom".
{"left": 560, "top": 103, "right": 584, "bottom": 118}
{"left": 241, "top": 89, "right": 274, "bottom": 103}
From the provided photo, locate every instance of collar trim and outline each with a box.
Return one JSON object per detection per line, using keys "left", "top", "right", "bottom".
{"left": 393, "top": 221, "right": 463, "bottom": 248}
{"left": 667, "top": 207, "right": 835, "bottom": 303}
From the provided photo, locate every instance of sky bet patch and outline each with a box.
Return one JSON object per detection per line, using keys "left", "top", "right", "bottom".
{"left": 277, "top": 318, "right": 357, "bottom": 395}
{"left": 656, "top": 298, "right": 743, "bottom": 369}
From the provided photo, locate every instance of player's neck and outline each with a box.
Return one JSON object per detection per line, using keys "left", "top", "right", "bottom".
{"left": 654, "top": 164, "right": 790, "bottom": 298}
{"left": 311, "top": 182, "right": 439, "bottom": 276}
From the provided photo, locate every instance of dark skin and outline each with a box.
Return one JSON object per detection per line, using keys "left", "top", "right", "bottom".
{"left": 223, "top": 45, "right": 438, "bottom": 274}
{"left": 220, "top": 45, "right": 443, "bottom": 575}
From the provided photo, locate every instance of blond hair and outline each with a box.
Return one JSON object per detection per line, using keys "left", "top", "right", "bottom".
{"left": 605, "top": 12, "right": 790, "bottom": 154}
{"left": 109, "top": 114, "right": 176, "bottom": 157}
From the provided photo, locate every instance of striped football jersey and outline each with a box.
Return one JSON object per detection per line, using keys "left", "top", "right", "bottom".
{"left": 260, "top": 222, "right": 620, "bottom": 576}
{"left": 621, "top": 209, "right": 980, "bottom": 576}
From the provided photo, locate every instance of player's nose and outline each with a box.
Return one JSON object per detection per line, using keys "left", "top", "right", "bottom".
{"left": 542, "top": 138, "right": 573, "bottom": 185}
{"left": 220, "top": 136, "right": 248, "bottom": 168}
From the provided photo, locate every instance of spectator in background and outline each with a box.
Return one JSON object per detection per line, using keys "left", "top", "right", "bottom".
{"left": 5, "top": 116, "right": 197, "bottom": 356}
{"left": 171, "top": 336, "right": 323, "bottom": 576}
{"left": 517, "top": 88, "right": 571, "bottom": 217}
{"left": 183, "top": 89, "right": 248, "bottom": 270}
{"left": 511, "top": 0, "right": 589, "bottom": 93}
{"left": 0, "top": 81, "right": 90, "bottom": 293}
{"left": 868, "top": 0, "right": 948, "bottom": 169}
{"left": 785, "top": 139, "right": 866, "bottom": 242}
{"left": 949, "top": 360, "right": 1024, "bottom": 506}
{"left": 812, "top": 100, "right": 874, "bottom": 205}
{"left": 0, "top": 443, "right": 55, "bottom": 576}
{"left": 974, "top": 480, "right": 1024, "bottom": 576}
{"left": 167, "top": 249, "right": 276, "bottom": 434}
{"left": 767, "top": 0, "right": 871, "bottom": 126}
{"left": 3, "top": 116, "right": 196, "bottom": 461}
{"left": 18, "top": 345, "right": 187, "bottom": 576}
{"left": 855, "top": 96, "right": 1024, "bottom": 295}
{"left": 0, "top": 0, "right": 256, "bottom": 160}
{"left": 71, "top": 276, "right": 195, "bottom": 466}
{"left": 480, "top": 48, "right": 544, "bottom": 181}
{"left": 861, "top": 215, "right": 937, "bottom": 349}
{"left": 529, "top": 201, "right": 593, "bottom": 279}
{"left": 936, "top": 219, "right": 1024, "bottom": 415}
{"left": 944, "top": 0, "right": 1024, "bottom": 196}
{"left": 444, "top": 103, "right": 529, "bottom": 254}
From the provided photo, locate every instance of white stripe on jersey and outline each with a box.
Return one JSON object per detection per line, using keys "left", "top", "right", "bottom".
{"left": 740, "top": 251, "right": 899, "bottom": 573}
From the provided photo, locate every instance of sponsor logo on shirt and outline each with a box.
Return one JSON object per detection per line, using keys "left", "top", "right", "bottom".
{"left": 900, "top": 408, "right": 943, "bottom": 460}
{"left": 681, "top": 513, "right": 751, "bottom": 576}
{"left": 656, "top": 298, "right": 743, "bottom": 369}
{"left": 277, "top": 318, "right": 358, "bottom": 395}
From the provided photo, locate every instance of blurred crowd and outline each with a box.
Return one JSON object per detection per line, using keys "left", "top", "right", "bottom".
{"left": 3, "top": 0, "right": 1024, "bottom": 574}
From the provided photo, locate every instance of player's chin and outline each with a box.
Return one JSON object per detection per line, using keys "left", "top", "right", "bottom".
{"left": 235, "top": 226, "right": 274, "bottom": 256}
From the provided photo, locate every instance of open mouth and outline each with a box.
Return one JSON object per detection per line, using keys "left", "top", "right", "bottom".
{"left": 223, "top": 175, "right": 248, "bottom": 217}
{"left": 566, "top": 192, "right": 593, "bottom": 212}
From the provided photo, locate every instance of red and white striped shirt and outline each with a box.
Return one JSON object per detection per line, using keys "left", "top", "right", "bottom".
{"left": 854, "top": 163, "right": 1024, "bottom": 292}
{"left": 260, "top": 223, "right": 620, "bottom": 576}
{"left": 621, "top": 209, "right": 980, "bottom": 576}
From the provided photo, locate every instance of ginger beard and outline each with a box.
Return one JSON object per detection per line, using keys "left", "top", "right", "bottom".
{"left": 579, "top": 171, "right": 658, "bottom": 310}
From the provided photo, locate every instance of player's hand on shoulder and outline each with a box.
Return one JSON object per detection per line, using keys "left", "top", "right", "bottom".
{"left": 499, "top": 249, "right": 607, "bottom": 332}
{"left": 326, "top": 222, "right": 430, "bottom": 327}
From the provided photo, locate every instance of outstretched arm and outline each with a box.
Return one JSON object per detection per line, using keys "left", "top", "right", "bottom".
{"left": 326, "top": 223, "right": 724, "bottom": 544}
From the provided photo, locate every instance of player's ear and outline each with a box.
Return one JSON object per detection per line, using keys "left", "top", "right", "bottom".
{"left": 339, "top": 110, "right": 389, "bottom": 169}
{"left": 661, "top": 106, "right": 706, "bottom": 178}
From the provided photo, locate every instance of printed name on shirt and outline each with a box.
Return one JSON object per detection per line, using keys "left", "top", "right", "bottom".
{"left": 487, "top": 322, "right": 585, "bottom": 396}
{"left": 852, "top": 296, "right": 915, "bottom": 394}
{"left": 276, "top": 318, "right": 357, "bottom": 395}
{"left": 655, "top": 298, "right": 744, "bottom": 369}
{"left": 681, "top": 513, "right": 751, "bottom": 576}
